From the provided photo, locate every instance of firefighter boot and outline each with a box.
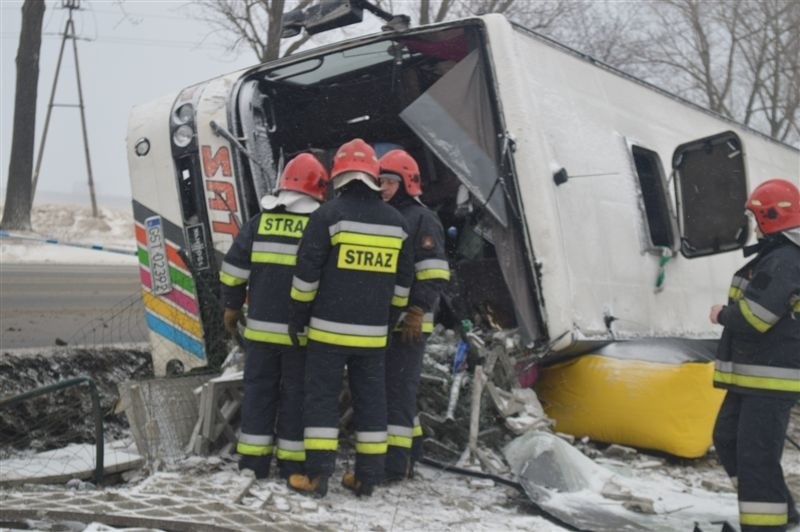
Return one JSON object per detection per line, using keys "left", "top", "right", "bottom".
{"left": 287, "top": 474, "right": 328, "bottom": 498}
{"left": 385, "top": 459, "right": 414, "bottom": 483}
{"left": 342, "top": 472, "right": 375, "bottom": 497}
{"left": 789, "top": 504, "right": 799, "bottom": 527}
{"left": 239, "top": 455, "right": 270, "bottom": 480}
{"left": 787, "top": 488, "right": 799, "bottom": 526}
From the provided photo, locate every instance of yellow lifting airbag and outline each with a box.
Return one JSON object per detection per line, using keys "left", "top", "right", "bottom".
{"left": 535, "top": 354, "right": 725, "bottom": 458}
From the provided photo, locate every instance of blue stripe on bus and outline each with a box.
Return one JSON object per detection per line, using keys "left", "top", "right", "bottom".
{"left": 145, "top": 311, "right": 206, "bottom": 360}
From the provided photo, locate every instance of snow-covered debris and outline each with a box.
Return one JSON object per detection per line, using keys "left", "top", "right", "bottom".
{"left": 0, "top": 348, "right": 152, "bottom": 457}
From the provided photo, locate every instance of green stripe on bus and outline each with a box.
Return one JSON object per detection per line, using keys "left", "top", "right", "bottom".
{"left": 138, "top": 247, "right": 195, "bottom": 293}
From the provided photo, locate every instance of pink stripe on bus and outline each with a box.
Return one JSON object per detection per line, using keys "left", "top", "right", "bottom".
{"left": 139, "top": 267, "right": 199, "bottom": 315}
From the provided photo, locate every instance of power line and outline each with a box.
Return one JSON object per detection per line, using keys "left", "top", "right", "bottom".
{"left": 87, "top": 6, "right": 192, "bottom": 21}
{"left": 0, "top": 4, "right": 186, "bottom": 20}
{"left": 0, "top": 31, "right": 226, "bottom": 50}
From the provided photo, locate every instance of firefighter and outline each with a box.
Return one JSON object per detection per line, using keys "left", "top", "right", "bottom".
{"left": 219, "top": 153, "right": 330, "bottom": 480}
{"left": 378, "top": 149, "right": 450, "bottom": 481}
{"left": 286, "top": 138, "right": 414, "bottom": 498}
{"left": 709, "top": 178, "right": 800, "bottom": 531}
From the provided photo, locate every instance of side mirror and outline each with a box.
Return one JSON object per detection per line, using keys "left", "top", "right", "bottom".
{"left": 281, "top": 7, "right": 305, "bottom": 38}
{"left": 282, "top": 1, "right": 364, "bottom": 38}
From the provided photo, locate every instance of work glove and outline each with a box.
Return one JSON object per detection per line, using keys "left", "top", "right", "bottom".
{"left": 288, "top": 323, "right": 301, "bottom": 348}
{"left": 400, "top": 306, "right": 425, "bottom": 344}
{"left": 287, "top": 308, "right": 310, "bottom": 349}
{"left": 223, "top": 308, "right": 243, "bottom": 343}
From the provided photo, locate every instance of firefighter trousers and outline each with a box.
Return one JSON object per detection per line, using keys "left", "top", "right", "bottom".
{"left": 713, "top": 391, "right": 798, "bottom": 531}
{"left": 303, "top": 342, "right": 387, "bottom": 486}
{"left": 238, "top": 341, "right": 306, "bottom": 479}
{"left": 385, "top": 333, "right": 427, "bottom": 478}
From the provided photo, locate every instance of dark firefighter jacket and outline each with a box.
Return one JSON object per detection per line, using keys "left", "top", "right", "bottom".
{"left": 288, "top": 183, "right": 414, "bottom": 356}
{"left": 714, "top": 237, "right": 800, "bottom": 398}
{"left": 389, "top": 193, "right": 450, "bottom": 333}
{"left": 219, "top": 206, "right": 311, "bottom": 346}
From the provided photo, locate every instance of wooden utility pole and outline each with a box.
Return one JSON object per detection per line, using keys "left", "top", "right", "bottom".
{"left": 0, "top": 0, "right": 45, "bottom": 231}
{"left": 32, "top": 0, "right": 98, "bottom": 217}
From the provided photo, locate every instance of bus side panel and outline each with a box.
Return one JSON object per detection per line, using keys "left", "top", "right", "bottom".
{"left": 127, "top": 93, "right": 208, "bottom": 376}
{"left": 194, "top": 75, "right": 245, "bottom": 255}
{"left": 482, "top": 15, "right": 799, "bottom": 350}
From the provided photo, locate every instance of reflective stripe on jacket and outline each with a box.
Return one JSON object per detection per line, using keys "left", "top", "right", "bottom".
{"left": 288, "top": 184, "right": 414, "bottom": 355}
{"left": 390, "top": 199, "right": 449, "bottom": 333}
{"left": 714, "top": 239, "right": 800, "bottom": 398}
{"left": 220, "top": 208, "right": 311, "bottom": 345}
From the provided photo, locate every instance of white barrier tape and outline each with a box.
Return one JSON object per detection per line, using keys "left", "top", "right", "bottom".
{"left": 0, "top": 231, "right": 137, "bottom": 256}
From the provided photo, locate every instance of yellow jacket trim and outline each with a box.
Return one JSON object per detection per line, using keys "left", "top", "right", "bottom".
{"left": 243, "top": 328, "right": 308, "bottom": 346}
{"left": 737, "top": 299, "right": 773, "bottom": 333}
{"left": 304, "top": 438, "right": 338, "bottom": 451}
{"left": 355, "top": 441, "right": 388, "bottom": 455}
{"left": 276, "top": 448, "right": 306, "bottom": 462}
{"left": 307, "top": 327, "right": 387, "bottom": 348}
{"left": 391, "top": 295, "right": 409, "bottom": 307}
{"left": 412, "top": 424, "right": 423, "bottom": 437}
{"left": 416, "top": 268, "right": 451, "bottom": 281}
{"left": 331, "top": 231, "right": 403, "bottom": 250}
{"left": 220, "top": 271, "right": 248, "bottom": 287}
{"left": 713, "top": 370, "right": 800, "bottom": 393}
{"left": 236, "top": 442, "right": 273, "bottom": 456}
{"left": 290, "top": 286, "right": 317, "bottom": 302}
{"left": 251, "top": 251, "right": 297, "bottom": 266}
{"left": 740, "top": 513, "right": 788, "bottom": 526}
{"left": 387, "top": 434, "right": 413, "bottom": 449}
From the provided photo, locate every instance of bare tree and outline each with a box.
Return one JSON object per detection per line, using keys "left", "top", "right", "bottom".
{"left": 196, "top": 0, "right": 585, "bottom": 63}
{"left": 483, "top": 0, "right": 583, "bottom": 31}
{"left": 378, "top": 0, "right": 581, "bottom": 31}
{"left": 1, "top": 0, "right": 45, "bottom": 231}
{"left": 628, "top": 0, "right": 799, "bottom": 143}
{"left": 194, "top": 0, "right": 316, "bottom": 62}
{"left": 192, "top": 0, "right": 799, "bottom": 145}
{"left": 543, "top": 1, "right": 648, "bottom": 67}
{"left": 736, "top": 0, "right": 800, "bottom": 141}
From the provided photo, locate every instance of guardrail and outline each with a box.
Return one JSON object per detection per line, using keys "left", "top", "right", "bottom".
{"left": 0, "top": 376, "right": 104, "bottom": 484}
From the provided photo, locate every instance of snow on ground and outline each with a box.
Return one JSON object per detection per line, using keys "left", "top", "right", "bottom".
{"left": 2, "top": 202, "right": 799, "bottom": 531}
{"left": 0, "top": 203, "right": 137, "bottom": 265}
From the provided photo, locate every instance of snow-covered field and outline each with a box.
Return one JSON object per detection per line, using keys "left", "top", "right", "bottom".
{"left": 1, "top": 202, "right": 798, "bottom": 532}
{"left": 0, "top": 203, "right": 137, "bottom": 265}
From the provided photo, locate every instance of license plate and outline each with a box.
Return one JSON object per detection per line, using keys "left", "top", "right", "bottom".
{"left": 145, "top": 216, "right": 173, "bottom": 295}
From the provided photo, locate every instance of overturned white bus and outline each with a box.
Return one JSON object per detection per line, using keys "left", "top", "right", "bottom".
{"left": 127, "top": 14, "right": 799, "bottom": 377}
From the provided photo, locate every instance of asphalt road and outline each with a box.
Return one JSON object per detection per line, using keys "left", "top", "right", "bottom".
{"left": 0, "top": 264, "right": 148, "bottom": 350}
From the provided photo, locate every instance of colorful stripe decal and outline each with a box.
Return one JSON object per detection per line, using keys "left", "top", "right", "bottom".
{"left": 135, "top": 225, "right": 190, "bottom": 271}
{"left": 137, "top": 247, "right": 196, "bottom": 293}
{"left": 141, "top": 291, "right": 202, "bottom": 337}
{"left": 139, "top": 268, "right": 199, "bottom": 314}
{"left": 145, "top": 311, "right": 205, "bottom": 359}
{"left": 132, "top": 200, "right": 187, "bottom": 248}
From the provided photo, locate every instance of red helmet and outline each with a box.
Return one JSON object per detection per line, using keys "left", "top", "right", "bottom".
{"left": 379, "top": 149, "right": 422, "bottom": 197}
{"left": 279, "top": 153, "right": 330, "bottom": 202}
{"left": 331, "top": 138, "right": 380, "bottom": 187}
{"left": 746, "top": 178, "right": 800, "bottom": 234}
